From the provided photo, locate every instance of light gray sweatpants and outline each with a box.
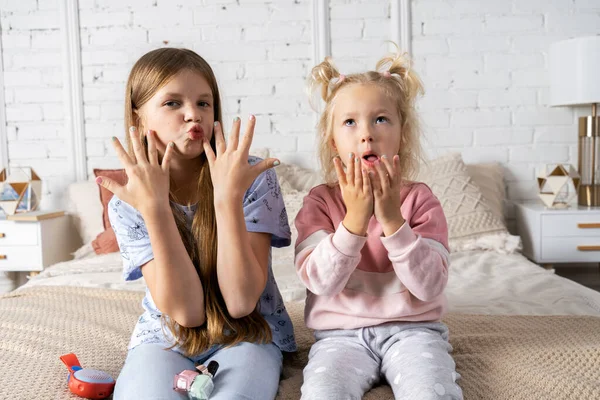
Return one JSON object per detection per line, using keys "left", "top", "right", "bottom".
{"left": 301, "top": 321, "right": 463, "bottom": 400}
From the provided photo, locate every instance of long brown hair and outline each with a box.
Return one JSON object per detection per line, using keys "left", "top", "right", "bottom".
{"left": 307, "top": 46, "right": 425, "bottom": 185}
{"left": 125, "top": 48, "right": 271, "bottom": 356}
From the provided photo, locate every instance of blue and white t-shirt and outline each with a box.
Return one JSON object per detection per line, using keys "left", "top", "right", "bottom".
{"left": 108, "top": 157, "right": 297, "bottom": 359}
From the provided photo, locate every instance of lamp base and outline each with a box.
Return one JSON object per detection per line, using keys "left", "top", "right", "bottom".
{"left": 578, "top": 184, "right": 600, "bottom": 207}
{"left": 577, "top": 113, "right": 600, "bottom": 207}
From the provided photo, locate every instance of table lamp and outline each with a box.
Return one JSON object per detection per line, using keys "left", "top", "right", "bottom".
{"left": 549, "top": 35, "right": 600, "bottom": 207}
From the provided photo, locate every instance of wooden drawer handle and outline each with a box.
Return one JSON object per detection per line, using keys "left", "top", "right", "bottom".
{"left": 578, "top": 223, "right": 600, "bottom": 229}
{"left": 0, "top": 255, "right": 6, "bottom": 260}
{"left": 0, "top": 233, "right": 5, "bottom": 238}
{"left": 577, "top": 245, "right": 600, "bottom": 251}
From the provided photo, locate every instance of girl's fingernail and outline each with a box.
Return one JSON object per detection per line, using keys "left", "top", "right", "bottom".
{"left": 249, "top": 114, "right": 255, "bottom": 121}
{"left": 112, "top": 136, "right": 117, "bottom": 141}
{"left": 234, "top": 116, "right": 240, "bottom": 122}
{"left": 169, "top": 142, "right": 175, "bottom": 148}
{"left": 273, "top": 160, "right": 280, "bottom": 166}
{"left": 355, "top": 157, "right": 359, "bottom": 163}
{"left": 381, "top": 155, "right": 387, "bottom": 159}
{"left": 95, "top": 177, "right": 102, "bottom": 184}
{"left": 214, "top": 121, "right": 219, "bottom": 127}
{"left": 129, "top": 126, "right": 136, "bottom": 133}
{"left": 349, "top": 152, "right": 353, "bottom": 159}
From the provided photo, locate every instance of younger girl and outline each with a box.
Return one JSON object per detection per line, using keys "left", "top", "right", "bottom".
{"left": 295, "top": 52, "right": 463, "bottom": 399}
{"left": 97, "top": 48, "right": 296, "bottom": 399}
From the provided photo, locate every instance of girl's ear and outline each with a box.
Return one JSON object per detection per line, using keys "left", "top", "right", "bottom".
{"left": 132, "top": 110, "right": 144, "bottom": 132}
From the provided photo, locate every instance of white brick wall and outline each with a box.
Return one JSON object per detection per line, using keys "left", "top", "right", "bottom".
{"left": 412, "top": 0, "right": 600, "bottom": 208}
{"left": 1, "top": 0, "right": 65, "bottom": 211}
{"left": 330, "top": 0, "right": 391, "bottom": 73}
{"left": 1, "top": 0, "right": 600, "bottom": 215}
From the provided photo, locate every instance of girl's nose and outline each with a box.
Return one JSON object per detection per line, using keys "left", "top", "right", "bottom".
{"left": 361, "top": 135, "right": 374, "bottom": 143}
{"left": 184, "top": 107, "right": 202, "bottom": 122}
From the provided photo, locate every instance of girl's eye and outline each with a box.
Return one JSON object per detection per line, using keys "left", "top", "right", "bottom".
{"left": 199, "top": 101, "right": 210, "bottom": 107}
{"left": 164, "top": 101, "right": 179, "bottom": 107}
{"left": 376, "top": 116, "right": 388, "bottom": 124}
{"left": 344, "top": 119, "right": 355, "bottom": 127}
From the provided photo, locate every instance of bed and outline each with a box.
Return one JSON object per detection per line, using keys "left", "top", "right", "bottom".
{"left": 2, "top": 152, "right": 600, "bottom": 400}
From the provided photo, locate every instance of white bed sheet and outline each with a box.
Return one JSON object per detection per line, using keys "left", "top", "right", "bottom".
{"left": 22, "top": 250, "right": 600, "bottom": 316}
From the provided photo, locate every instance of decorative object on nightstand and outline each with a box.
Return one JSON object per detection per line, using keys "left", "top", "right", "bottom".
{"left": 0, "top": 167, "right": 42, "bottom": 215}
{"left": 0, "top": 210, "right": 79, "bottom": 289}
{"left": 537, "top": 164, "right": 580, "bottom": 208}
{"left": 515, "top": 201, "right": 600, "bottom": 269}
{"left": 549, "top": 35, "right": 600, "bottom": 207}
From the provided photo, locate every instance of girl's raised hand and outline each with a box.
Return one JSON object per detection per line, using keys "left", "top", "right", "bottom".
{"left": 96, "top": 127, "right": 174, "bottom": 216}
{"left": 204, "top": 115, "right": 280, "bottom": 206}
{"left": 335, "top": 153, "right": 373, "bottom": 236}
{"left": 369, "top": 155, "right": 405, "bottom": 236}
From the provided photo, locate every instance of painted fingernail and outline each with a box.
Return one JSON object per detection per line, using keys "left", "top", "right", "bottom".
{"left": 355, "top": 157, "right": 360, "bottom": 163}
{"left": 111, "top": 136, "right": 117, "bottom": 141}
{"left": 95, "top": 177, "right": 102, "bottom": 184}
{"left": 249, "top": 114, "right": 255, "bottom": 121}
{"left": 273, "top": 160, "right": 280, "bottom": 166}
{"left": 169, "top": 142, "right": 175, "bottom": 148}
{"left": 349, "top": 152, "right": 353, "bottom": 159}
{"left": 381, "top": 155, "right": 387, "bottom": 159}
{"left": 214, "top": 121, "right": 219, "bottom": 127}
{"left": 234, "top": 116, "right": 240, "bottom": 122}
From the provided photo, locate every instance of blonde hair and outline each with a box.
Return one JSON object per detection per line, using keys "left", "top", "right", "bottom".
{"left": 125, "top": 48, "right": 271, "bottom": 357}
{"left": 308, "top": 48, "right": 425, "bottom": 185}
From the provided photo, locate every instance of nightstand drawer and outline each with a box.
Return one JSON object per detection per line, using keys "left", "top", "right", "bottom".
{"left": 542, "top": 237, "right": 600, "bottom": 262}
{"left": 541, "top": 214, "right": 600, "bottom": 238}
{"left": 0, "top": 223, "right": 39, "bottom": 246}
{"left": 0, "top": 246, "right": 43, "bottom": 271}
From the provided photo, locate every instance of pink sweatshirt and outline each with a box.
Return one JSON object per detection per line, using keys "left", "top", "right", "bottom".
{"left": 294, "top": 182, "right": 450, "bottom": 330}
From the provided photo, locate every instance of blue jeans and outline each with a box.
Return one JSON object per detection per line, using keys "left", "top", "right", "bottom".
{"left": 114, "top": 342, "right": 283, "bottom": 400}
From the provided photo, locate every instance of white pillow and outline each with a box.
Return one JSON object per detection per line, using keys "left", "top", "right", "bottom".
{"left": 466, "top": 163, "right": 506, "bottom": 222}
{"left": 65, "top": 180, "right": 104, "bottom": 245}
{"left": 418, "top": 153, "right": 520, "bottom": 253}
{"left": 275, "top": 163, "right": 324, "bottom": 193}
{"left": 250, "top": 147, "right": 270, "bottom": 160}
{"left": 271, "top": 186, "right": 309, "bottom": 302}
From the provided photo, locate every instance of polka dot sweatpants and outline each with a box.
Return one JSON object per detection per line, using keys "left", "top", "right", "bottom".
{"left": 301, "top": 321, "right": 463, "bottom": 400}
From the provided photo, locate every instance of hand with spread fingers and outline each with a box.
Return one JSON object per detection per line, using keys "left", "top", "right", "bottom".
{"left": 203, "top": 115, "right": 280, "bottom": 206}
{"left": 96, "top": 126, "right": 175, "bottom": 216}
{"left": 369, "top": 154, "right": 406, "bottom": 236}
{"left": 335, "top": 153, "right": 373, "bottom": 236}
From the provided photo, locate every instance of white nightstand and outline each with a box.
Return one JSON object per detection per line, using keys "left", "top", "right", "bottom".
{"left": 0, "top": 214, "right": 79, "bottom": 288}
{"left": 514, "top": 201, "right": 600, "bottom": 268}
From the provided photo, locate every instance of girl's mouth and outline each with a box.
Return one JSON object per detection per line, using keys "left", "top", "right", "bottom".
{"left": 361, "top": 151, "right": 379, "bottom": 167}
{"left": 188, "top": 127, "right": 204, "bottom": 141}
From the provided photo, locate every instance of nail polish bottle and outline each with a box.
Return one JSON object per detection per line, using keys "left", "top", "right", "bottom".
{"left": 188, "top": 361, "right": 219, "bottom": 400}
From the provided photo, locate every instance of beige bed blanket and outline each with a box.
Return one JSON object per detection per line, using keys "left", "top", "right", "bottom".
{"left": 1, "top": 286, "right": 600, "bottom": 400}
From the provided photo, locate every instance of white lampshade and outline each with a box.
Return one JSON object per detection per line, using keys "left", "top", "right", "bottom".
{"left": 549, "top": 36, "right": 600, "bottom": 107}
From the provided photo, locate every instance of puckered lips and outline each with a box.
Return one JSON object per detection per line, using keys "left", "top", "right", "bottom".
{"left": 361, "top": 150, "right": 379, "bottom": 168}
{"left": 187, "top": 124, "right": 204, "bottom": 141}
